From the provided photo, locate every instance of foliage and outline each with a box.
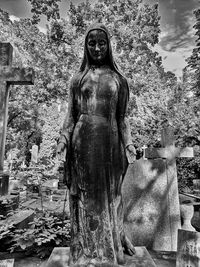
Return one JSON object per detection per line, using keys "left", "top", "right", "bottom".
{"left": 177, "top": 153, "right": 200, "bottom": 193}
{"left": 0, "top": 0, "right": 166, "bottom": 159}
{"left": 0, "top": 211, "right": 70, "bottom": 258}
{"left": 187, "top": 8, "right": 200, "bottom": 97}
{"left": 39, "top": 103, "right": 66, "bottom": 161}
{"left": 0, "top": 0, "right": 200, "bottom": 186}
{"left": 28, "top": 0, "right": 61, "bottom": 24}
{"left": 176, "top": 7, "right": 200, "bottom": 189}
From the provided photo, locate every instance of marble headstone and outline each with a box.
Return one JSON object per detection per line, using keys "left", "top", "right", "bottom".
{"left": 31, "top": 144, "right": 38, "bottom": 163}
{"left": 176, "top": 229, "right": 200, "bottom": 267}
{"left": 122, "top": 127, "right": 193, "bottom": 251}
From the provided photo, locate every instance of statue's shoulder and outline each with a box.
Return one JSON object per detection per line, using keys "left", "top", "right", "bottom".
{"left": 70, "top": 72, "right": 83, "bottom": 88}
{"left": 115, "top": 72, "right": 128, "bottom": 88}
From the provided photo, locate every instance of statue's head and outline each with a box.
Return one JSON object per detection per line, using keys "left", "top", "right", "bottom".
{"left": 78, "top": 23, "right": 128, "bottom": 97}
{"left": 86, "top": 29, "right": 108, "bottom": 66}
{"left": 80, "top": 23, "right": 116, "bottom": 71}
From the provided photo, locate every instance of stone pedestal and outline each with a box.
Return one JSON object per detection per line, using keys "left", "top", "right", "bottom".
{"left": 46, "top": 247, "right": 157, "bottom": 267}
{"left": 0, "top": 171, "right": 9, "bottom": 195}
{"left": 180, "top": 204, "right": 196, "bottom": 231}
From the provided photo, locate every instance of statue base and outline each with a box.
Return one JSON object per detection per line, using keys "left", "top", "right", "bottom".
{"left": 46, "top": 247, "right": 157, "bottom": 267}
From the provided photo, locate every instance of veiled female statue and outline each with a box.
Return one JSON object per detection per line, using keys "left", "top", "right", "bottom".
{"left": 57, "top": 23, "right": 136, "bottom": 266}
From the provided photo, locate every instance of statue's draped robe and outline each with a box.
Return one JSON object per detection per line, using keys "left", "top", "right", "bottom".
{"left": 59, "top": 66, "right": 132, "bottom": 265}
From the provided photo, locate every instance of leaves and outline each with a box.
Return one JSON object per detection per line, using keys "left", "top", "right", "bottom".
{"left": 0, "top": 1, "right": 199, "bottom": 187}
{"left": 187, "top": 8, "right": 200, "bottom": 97}
{"left": 27, "top": 0, "right": 61, "bottom": 24}
{"left": 5, "top": 211, "right": 70, "bottom": 258}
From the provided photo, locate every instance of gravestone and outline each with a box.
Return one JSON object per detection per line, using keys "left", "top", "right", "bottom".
{"left": 0, "top": 43, "right": 34, "bottom": 195}
{"left": 176, "top": 229, "right": 200, "bottom": 267}
{"left": 122, "top": 126, "right": 194, "bottom": 251}
{"left": 0, "top": 209, "right": 35, "bottom": 229}
{"left": 30, "top": 144, "right": 38, "bottom": 163}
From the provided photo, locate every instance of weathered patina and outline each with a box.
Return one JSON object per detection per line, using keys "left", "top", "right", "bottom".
{"left": 57, "top": 24, "right": 136, "bottom": 266}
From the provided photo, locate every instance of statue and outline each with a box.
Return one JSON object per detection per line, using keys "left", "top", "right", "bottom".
{"left": 57, "top": 23, "right": 136, "bottom": 266}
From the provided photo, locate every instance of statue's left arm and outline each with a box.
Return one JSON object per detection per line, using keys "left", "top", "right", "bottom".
{"left": 117, "top": 76, "right": 136, "bottom": 163}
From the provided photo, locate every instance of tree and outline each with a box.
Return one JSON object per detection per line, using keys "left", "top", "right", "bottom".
{"left": 187, "top": 8, "right": 200, "bottom": 97}
{"left": 27, "top": 0, "right": 61, "bottom": 24}
{"left": 0, "top": 0, "right": 180, "bottom": 163}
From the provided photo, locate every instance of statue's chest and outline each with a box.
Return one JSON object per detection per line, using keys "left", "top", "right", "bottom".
{"left": 81, "top": 70, "right": 118, "bottom": 101}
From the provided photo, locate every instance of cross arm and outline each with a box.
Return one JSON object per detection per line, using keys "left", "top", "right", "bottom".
{"left": 0, "top": 67, "right": 34, "bottom": 85}
{"left": 145, "top": 146, "right": 194, "bottom": 159}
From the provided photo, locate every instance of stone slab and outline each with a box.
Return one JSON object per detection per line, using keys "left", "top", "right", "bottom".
{"left": 46, "top": 247, "right": 70, "bottom": 267}
{"left": 125, "top": 247, "right": 157, "bottom": 266}
{"left": 0, "top": 210, "right": 34, "bottom": 229}
{"left": 46, "top": 247, "right": 156, "bottom": 267}
{"left": 42, "top": 179, "right": 59, "bottom": 189}
{"left": 0, "top": 250, "right": 177, "bottom": 267}
{"left": 176, "top": 229, "right": 200, "bottom": 267}
{"left": 0, "top": 194, "right": 19, "bottom": 216}
{"left": 0, "top": 259, "right": 14, "bottom": 267}
{"left": 122, "top": 158, "right": 181, "bottom": 251}
{"left": 20, "top": 198, "right": 70, "bottom": 216}
{"left": 149, "top": 250, "right": 176, "bottom": 267}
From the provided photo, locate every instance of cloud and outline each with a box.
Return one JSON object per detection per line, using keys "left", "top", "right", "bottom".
{"left": 9, "top": 14, "right": 47, "bottom": 33}
{"left": 158, "top": 0, "right": 198, "bottom": 53}
{"left": 154, "top": 43, "right": 194, "bottom": 78}
{"left": 37, "top": 25, "right": 47, "bottom": 34}
{"left": 9, "top": 14, "right": 20, "bottom": 22}
{"left": 159, "top": 12, "right": 196, "bottom": 53}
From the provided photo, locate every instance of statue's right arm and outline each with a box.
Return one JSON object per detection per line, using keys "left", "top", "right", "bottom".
{"left": 57, "top": 77, "right": 78, "bottom": 159}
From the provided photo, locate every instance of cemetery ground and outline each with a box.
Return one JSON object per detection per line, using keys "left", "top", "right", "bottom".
{"left": 0, "top": 161, "right": 71, "bottom": 266}
{"left": 0, "top": 41, "right": 199, "bottom": 264}
{"left": 0, "top": 128, "right": 200, "bottom": 266}
{"left": 0, "top": 159, "right": 200, "bottom": 266}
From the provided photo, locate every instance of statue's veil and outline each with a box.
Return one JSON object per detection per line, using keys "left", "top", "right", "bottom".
{"left": 77, "top": 23, "right": 128, "bottom": 95}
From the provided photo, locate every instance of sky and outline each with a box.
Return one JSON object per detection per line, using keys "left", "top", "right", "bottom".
{"left": 0, "top": 0, "right": 199, "bottom": 78}
{"left": 155, "top": 0, "right": 199, "bottom": 77}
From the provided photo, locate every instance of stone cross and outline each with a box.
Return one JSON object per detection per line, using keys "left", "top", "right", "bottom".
{"left": 145, "top": 127, "right": 193, "bottom": 160}
{"left": 145, "top": 127, "right": 194, "bottom": 250}
{"left": 0, "top": 43, "right": 34, "bottom": 194}
{"left": 123, "top": 126, "right": 194, "bottom": 252}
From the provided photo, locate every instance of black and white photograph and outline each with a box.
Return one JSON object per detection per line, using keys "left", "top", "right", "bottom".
{"left": 0, "top": 0, "right": 199, "bottom": 266}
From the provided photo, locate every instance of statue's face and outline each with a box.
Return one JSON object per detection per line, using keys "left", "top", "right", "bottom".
{"left": 87, "top": 30, "right": 108, "bottom": 64}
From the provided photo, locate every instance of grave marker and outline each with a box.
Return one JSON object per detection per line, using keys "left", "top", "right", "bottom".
{"left": 0, "top": 43, "right": 34, "bottom": 195}
{"left": 176, "top": 229, "right": 200, "bottom": 267}
{"left": 31, "top": 144, "right": 38, "bottom": 163}
{"left": 123, "top": 126, "right": 194, "bottom": 251}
